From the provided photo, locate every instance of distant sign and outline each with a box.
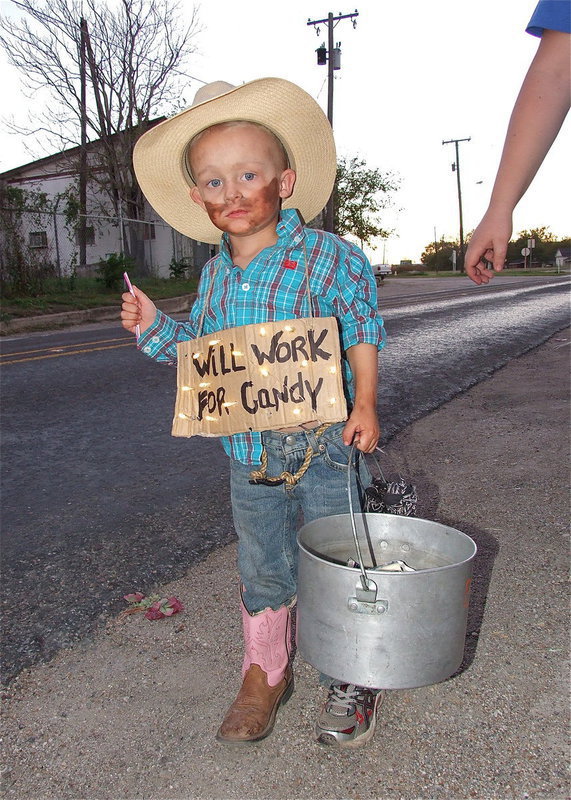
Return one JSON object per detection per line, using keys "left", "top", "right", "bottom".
{"left": 172, "top": 317, "right": 347, "bottom": 438}
{"left": 521, "top": 247, "right": 530, "bottom": 256}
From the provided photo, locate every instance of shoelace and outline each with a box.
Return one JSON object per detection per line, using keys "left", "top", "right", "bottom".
{"left": 326, "top": 683, "right": 360, "bottom": 716}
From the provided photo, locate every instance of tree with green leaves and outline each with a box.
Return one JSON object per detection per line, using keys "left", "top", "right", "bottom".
{"left": 421, "top": 237, "right": 460, "bottom": 271}
{"left": 333, "top": 156, "right": 399, "bottom": 248}
{"left": 506, "top": 227, "right": 562, "bottom": 264}
{"left": 0, "top": 182, "right": 54, "bottom": 293}
{"left": 421, "top": 226, "right": 570, "bottom": 269}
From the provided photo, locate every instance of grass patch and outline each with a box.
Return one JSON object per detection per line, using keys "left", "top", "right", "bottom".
{"left": 0, "top": 276, "right": 198, "bottom": 319}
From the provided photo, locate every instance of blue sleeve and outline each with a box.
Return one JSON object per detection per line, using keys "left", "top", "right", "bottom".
{"left": 526, "top": 1, "right": 571, "bottom": 37}
{"left": 136, "top": 310, "right": 197, "bottom": 364}
{"left": 136, "top": 259, "right": 216, "bottom": 363}
{"left": 332, "top": 240, "right": 386, "bottom": 352}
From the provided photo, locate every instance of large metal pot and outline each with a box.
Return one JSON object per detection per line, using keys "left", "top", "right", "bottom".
{"left": 297, "top": 512, "right": 476, "bottom": 689}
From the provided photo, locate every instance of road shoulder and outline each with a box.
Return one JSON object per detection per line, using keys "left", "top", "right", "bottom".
{"left": 2, "top": 330, "right": 569, "bottom": 800}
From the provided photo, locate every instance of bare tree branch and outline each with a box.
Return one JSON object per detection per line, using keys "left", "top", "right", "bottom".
{"left": 0, "top": 0, "right": 201, "bottom": 268}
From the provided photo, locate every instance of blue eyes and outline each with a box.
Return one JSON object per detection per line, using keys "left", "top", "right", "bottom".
{"left": 206, "top": 173, "right": 256, "bottom": 188}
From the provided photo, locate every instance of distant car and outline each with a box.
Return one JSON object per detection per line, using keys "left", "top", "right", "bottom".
{"left": 372, "top": 264, "right": 392, "bottom": 282}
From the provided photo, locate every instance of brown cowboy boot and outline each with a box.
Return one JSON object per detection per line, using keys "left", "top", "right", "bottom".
{"left": 216, "top": 602, "right": 293, "bottom": 744}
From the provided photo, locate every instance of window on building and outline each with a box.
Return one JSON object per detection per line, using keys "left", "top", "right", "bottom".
{"left": 75, "top": 226, "right": 95, "bottom": 246}
{"left": 142, "top": 223, "right": 156, "bottom": 240}
{"left": 29, "top": 231, "right": 48, "bottom": 248}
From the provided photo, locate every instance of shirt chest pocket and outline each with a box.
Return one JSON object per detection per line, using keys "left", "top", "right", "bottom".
{"left": 264, "top": 282, "right": 312, "bottom": 318}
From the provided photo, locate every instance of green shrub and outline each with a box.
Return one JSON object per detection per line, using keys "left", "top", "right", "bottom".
{"left": 97, "top": 253, "right": 135, "bottom": 290}
{"left": 169, "top": 257, "right": 191, "bottom": 280}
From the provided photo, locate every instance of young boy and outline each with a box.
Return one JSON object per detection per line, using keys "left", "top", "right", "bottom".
{"left": 121, "top": 78, "right": 386, "bottom": 748}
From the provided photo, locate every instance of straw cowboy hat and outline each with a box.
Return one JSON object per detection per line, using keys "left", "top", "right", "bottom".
{"left": 133, "top": 78, "right": 336, "bottom": 244}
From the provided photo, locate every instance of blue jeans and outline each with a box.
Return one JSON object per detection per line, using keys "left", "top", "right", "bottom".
{"left": 230, "top": 422, "right": 371, "bottom": 614}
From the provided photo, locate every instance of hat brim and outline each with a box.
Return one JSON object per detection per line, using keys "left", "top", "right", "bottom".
{"left": 133, "top": 78, "right": 336, "bottom": 245}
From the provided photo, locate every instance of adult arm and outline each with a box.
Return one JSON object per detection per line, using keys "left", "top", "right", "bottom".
{"left": 465, "top": 29, "right": 571, "bottom": 284}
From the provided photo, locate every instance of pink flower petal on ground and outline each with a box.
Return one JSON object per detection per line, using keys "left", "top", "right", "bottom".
{"left": 123, "top": 592, "right": 145, "bottom": 603}
{"left": 144, "top": 607, "right": 165, "bottom": 620}
{"left": 167, "top": 597, "right": 184, "bottom": 613}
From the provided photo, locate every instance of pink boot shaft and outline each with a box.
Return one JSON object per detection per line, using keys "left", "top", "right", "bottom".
{"left": 241, "top": 603, "right": 291, "bottom": 687}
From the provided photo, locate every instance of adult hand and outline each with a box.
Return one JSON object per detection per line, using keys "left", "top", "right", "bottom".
{"left": 120, "top": 285, "right": 157, "bottom": 335}
{"left": 464, "top": 208, "right": 512, "bottom": 285}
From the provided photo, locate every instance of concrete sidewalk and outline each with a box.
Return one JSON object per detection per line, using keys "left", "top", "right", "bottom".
{"left": 2, "top": 330, "right": 570, "bottom": 800}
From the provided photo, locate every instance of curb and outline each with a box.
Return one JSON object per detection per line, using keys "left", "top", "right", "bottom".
{"left": 0, "top": 294, "right": 196, "bottom": 336}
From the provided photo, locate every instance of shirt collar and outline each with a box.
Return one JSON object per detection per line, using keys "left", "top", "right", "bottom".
{"left": 218, "top": 208, "right": 306, "bottom": 266}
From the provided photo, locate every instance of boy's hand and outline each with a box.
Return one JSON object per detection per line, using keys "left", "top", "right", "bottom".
{"left": 342, "top": 403, "right": 380, "bottom": 453}
{"left": 120, "top": 285, "right": 157, "bottom": 336}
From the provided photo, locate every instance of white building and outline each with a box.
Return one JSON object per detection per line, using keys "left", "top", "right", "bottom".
{"left": 554, "top": 247, "right": 571, "bottom": 269}
{"left": 0, "top": 129, "right": 213, "bottom": 280}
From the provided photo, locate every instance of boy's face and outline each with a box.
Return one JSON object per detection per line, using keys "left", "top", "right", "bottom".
{"left": 188, "top": 123, "right": 296, "bottom": 240}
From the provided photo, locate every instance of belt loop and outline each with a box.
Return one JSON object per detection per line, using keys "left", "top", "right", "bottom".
{"left": 249, "top": 423, "right": 333, "bottom": 486}
{"left": 306, "top": 427, "right": 320, "bottom": 454}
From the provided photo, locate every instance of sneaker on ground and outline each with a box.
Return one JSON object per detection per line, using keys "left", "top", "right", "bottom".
{"left": 315, "top": 682, "right": 384, "bottom": 748}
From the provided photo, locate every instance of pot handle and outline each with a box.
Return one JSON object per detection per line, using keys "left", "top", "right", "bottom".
{"left": 347, "top": 443, "right": 377, "bottom": 601}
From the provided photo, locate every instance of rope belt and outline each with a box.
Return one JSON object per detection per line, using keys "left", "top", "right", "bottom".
{"left": 249, "top": 423, "right": 333, "bottom": 487}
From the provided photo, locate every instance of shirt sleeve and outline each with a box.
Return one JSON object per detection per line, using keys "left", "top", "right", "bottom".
{"left": 136, "top": 263, "right": 213, "bottom": 363}
{"left": 526, "top": 0, "right": 571, "bottom": 37}
{"left": 331, "top": 240, "right": 386, "bottom": 352}
{"left": 136, "top": 309, "right": 198, "bottom": 364}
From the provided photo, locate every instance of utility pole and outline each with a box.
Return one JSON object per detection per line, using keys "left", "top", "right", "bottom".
{"left": 308, "top": 9, "right": 359, "bottom": 233}
{"left": 83, "top": 22, "right": 125, "bottom": 257}
{"left": 442, "top": 137, "right": 470, "bottom": 271}
{"left": 78, "top": 16, "right": 88, "bottom": 273}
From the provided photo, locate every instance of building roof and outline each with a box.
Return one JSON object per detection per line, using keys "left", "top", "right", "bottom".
{"left": 0, "top": 117, "right": 166, "bottom": 182}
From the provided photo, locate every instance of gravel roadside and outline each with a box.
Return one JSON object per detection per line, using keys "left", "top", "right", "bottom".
{"left": 2, "top": 329, "right": 569, "bottom": 800}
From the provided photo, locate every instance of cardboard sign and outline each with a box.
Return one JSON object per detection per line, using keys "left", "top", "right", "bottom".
{"left": 172, "top": 317, "right": 347, "bottom": 438}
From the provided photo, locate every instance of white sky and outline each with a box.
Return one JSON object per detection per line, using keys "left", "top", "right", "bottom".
{"left": 0, "top": 0, "right": 569, "bottom": 264}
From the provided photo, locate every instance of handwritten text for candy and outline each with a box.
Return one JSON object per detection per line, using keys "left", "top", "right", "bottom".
{"left": 172, "top": 317, "right": 347, "bottom": 438}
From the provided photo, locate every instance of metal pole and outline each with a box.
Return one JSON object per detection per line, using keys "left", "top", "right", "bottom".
{"left": 442, "top": 137, "right": 470, "bottom": 272}
{"left": 307, "top": 10, "right": 359, "bottom": 233}
{"left": 529, "top": 237, "right": 535, "bottom": 269}
{"left": 53, "top": 200, "right": 61, "bottom": 278}
{"left": 325, "top": 12, "right": 335, "bottom": 233}
{"left": 327, "top": 13, "right": 334, "bottom": 124}
{"left": 454, "top": 140, "right": 466, "bottom": 270}
{"left": 118, "top": 202, "right": 125, "bottom": 254}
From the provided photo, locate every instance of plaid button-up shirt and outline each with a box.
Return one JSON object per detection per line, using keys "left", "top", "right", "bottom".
{"left": 138, "top": 209, "right": 385, "bottom": 465}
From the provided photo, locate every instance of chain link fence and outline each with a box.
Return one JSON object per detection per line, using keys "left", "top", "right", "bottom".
{"left": 1, "top": 206, "right": 77, "bottom": 292}
{"left": 0, "top": 205, "right": 213, "bottom": 293}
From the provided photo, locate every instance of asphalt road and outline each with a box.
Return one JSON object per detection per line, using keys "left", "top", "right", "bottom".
{"left": 1, "top": 275, "right": 569, "bottom": 683}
